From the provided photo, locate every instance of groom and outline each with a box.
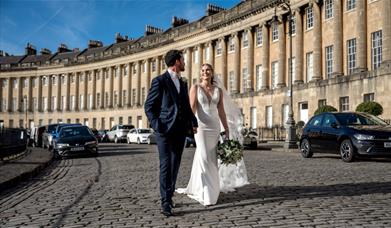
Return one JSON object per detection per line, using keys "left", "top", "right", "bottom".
{"left": 144, "top": 49, "right": 198, "bottom": 217}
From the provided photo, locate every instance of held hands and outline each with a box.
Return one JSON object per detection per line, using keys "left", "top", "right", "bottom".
{"left": 193, "top": 127, "right": 198, "bottom": 134}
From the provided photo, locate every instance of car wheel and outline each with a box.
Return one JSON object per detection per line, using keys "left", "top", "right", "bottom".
{"left": 137, "top": 138, "right": 141, "bottom": 144}
{"left": 300, "top": 138, "right": 313, "bottom": 158}
{"left": 114, "top": 136, "right": 118, "bottom": 144}
{"left": 340, "top": 139, "right": 355, "bottom": 162}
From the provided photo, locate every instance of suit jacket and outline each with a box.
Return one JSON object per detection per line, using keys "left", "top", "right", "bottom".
{"left": 144, "top": 71, "right": 198, "bottom": 135}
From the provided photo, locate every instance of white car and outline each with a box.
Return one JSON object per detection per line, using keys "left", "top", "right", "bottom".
{"left": 127, "top": 128, "right": 153, "bottom": 144}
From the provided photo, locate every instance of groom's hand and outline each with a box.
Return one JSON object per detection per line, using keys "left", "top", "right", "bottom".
{"left": 193, "top": 127, "right": 197, "bottom": 134}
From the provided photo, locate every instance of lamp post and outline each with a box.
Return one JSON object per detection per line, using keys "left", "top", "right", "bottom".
{"left": 274, "top": 0, "right": 297, "bottom": 149}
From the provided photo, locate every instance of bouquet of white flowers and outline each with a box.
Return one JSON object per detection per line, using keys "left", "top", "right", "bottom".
{"left": 217, "top": 139, "right": 243, "bottom": 165}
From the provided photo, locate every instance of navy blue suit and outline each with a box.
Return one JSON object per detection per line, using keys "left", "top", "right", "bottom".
{"left": 144, "top": 71, "right": 198, "bottom": 208}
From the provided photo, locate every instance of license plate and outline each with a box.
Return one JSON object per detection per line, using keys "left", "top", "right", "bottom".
{"left": 384, "top": 142, "right": 391, "bottom": 148}
{"left": 71, "top": 147, "right": 84, "bottom": 151}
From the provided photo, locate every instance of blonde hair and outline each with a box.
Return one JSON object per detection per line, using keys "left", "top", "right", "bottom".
{"left": 200, "top": 63, "right": 215, "bottom": 84}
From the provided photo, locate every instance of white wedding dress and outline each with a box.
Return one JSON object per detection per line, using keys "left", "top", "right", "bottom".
{"left": 176, "top": 84, "right": 249, "bottom": 206}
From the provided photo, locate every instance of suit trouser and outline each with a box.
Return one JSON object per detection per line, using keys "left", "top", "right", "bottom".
{"left": 156, "top": 131, "right": 186, "bottom": 206}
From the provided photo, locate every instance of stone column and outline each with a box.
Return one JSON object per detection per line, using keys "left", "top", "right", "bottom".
{"left": 206, "top": 41, "right": 215, "bottom": 66}
{"left": 109, "top": 66, "right": 114, "bottom": 108}
{"left": 312, "top": 0, "right": 322, "bottom": 80}
{"left": 136, "top": 61, "right": 141, "bottom": 106}
{"left": 75, "top": 72, "right": 79, "bottom": 111}
{"left": 56, "top": 75, "right": 61, "bottom": 111}
{"left": 356, "top": 0, "right": 367, "bottom": 71}
{"left": 247, "top": 27, "right": 254, "bottom": 91}
{"left": 219, "top": 37, "right": 228, "bottom": 88}
{"left": 198, "top": 44, "right": 204, "bottom": 66}
{"left": 66, "top": 73, "right": 71, "bottom": 111}
{"left": 261, "top": 23, "right": 270, "bottom": 90}
{"left": 117, "top": 65, "right": 123, "bottom": 107}
{"left": 127, "top": 63, "right": 132, "bottom": 107}
{"left": 100, "top": 69, "right": 105, "bottom": 109}
{"left": 28, "top": 77, "right": 33, "bottom": 111}
{"left": 233, "top": 33, "right": 240, "bottom": 92}
{"left": 92, "top": 70, "right": 97, "bottom": 110}
{"left": 145, "top": 59, "right": 151, "bottom": 92}
{"left": 185, "top": 48, "right": 193, "bottom": 83}
{"left": 84, "top": 72, "right": 88, "bottom": 110}
{"left": 7, "top": 78, "right": 12, "bottom": 112}
{"left": 277, "top": 17, "right": 286, "bottom": 88}
{"left": 333, "top": 0, "right": 343, "bottom": 76}
{"left": 37, "top": 76, "right": 42, "bottom": 112}
{"left": 294, "top": 8, "right": 304, "bottom": 83}
{"left": 17, "top": 78, "right": 23, "bottom": 112}
{"left": 383, "top": 0, "right": 391, "bottom": 62}
{"left": 47, "top": 76, "right": 52, "bottom": 112}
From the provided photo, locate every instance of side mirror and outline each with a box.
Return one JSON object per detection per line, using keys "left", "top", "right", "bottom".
{"left": 331, "top": 122, "right": 338, "bottom": 128}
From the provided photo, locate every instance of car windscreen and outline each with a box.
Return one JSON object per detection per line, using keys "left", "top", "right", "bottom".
{"left": 119, "top": 125, "right": 134, "bottom": 130}
{"left": 335, "top": 113, "right": 388, "bottom": 126}
{"left": 47, "top": 124, "right": 59, "bottom": 132}
{"left": 60, "top": 127, "right": 91, "bottom": 138}
{"left": 138, "top": 129, "right": 151, "bottom": 134}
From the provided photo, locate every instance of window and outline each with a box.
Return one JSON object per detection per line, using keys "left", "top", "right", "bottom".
{"left": 43, "top": 97, "right": 48, "bottom": 111}
{"left": 242, "top": 31, "right": 249, "bottom": 48}
{"left": 363, "top": 93, "right": 374, "bottom": 102}
{"left": 371, "top": 30, "right": 382, "bottom": 70}
{"left": 194, "top": 48, "right": 199, "bottom": 64}
{"left": 289, "top": 57, "right": 296, "bottom": 82}
{"left": 272, "top": 24, "right": 279, "bottom": 41}
{"left": 89, "top": 94, "right": 93, "bottom": 109}
{"left": 306, "top": 6, "right": 314, "bottom": 30}
{"left": 61, "top": 75, "right": 65, "bottom": 84}
{"left": 80, "top": 94, "right": 84, "bottom": 110}
{"left": 123, "top": 90, "right": 127, "bottom": 105}
{"left": 119, "top": 117, "right": 123, "bottom": 125}
{"left": 23, "top": 78, "right": 28, "bottom": 88}
{"left": 32, "top": 78, "right": 37, "bottom": 87}
{"left": 229, "top": 71, "right": 237, "bottom": 93}
{"left": 2, "top": 79, "right": 8, "bottom": 88}
{"left": 266, "top": 106, "right": 273, "bottom": 128}
{"left": 132, "top": 89, "right": 136, "bottom": 106}
{"left": 96, "top": 93, "right": 100, "bottom": 107}
{"left": 141, "top": 87, "right": 146, "bottom": 104}
{"left": 1, "top": 98, "right": 6, "bottom": 112}
{"left": 105, "top": 92, "right": 109, "bottom": 107}
{"left": 250, "top": 107, "right": 257, "bottom": 129}
{"left": 128, "top": 116, "right": 132, "bottom": 124}
{"left": 308, "top": 115, "right": 323, "bottom": 127}
{"left": 216, "top": 41, "right": 222, "bottom": 56}
{"left": 306, "top": 52, "right": 313, "bottom": 81}
{"left": 347, "top": 0, "right": 356, "bottom": 11}
{"left": 325, "top": 45, "right": 333, "bottom": 78}
{"left": 256, "top": 27, "right": 262, "bottom": 46}
{"left": 62, "top": 96, "right": 66, "bottom": 110}
{"left": 124, "top": 65, "right": 128, "bottom": 76}
{"left": 51, "top": 96, "right": 56, "bottom": 110}
{"left": 347, "top": 38, "right": 357, "bottom": 74}
{"left": 152, "top": 60, "right": 156, "bottom": 72}
{"left": 80, "top": 74, "right": 84, "bottom": 82}
{"left": 71, "top": 95, "right": 75, "bottom": 110}
{"left": 13, "top": 79, "right": 18, "bottom": 88}
{"left": 322, "top": 114, "right": 337, "bottom": 128}
{"left": 205, "top": 47, "right": 210, "bottom": 60}
{"left": 339, "top": 96, "right": 349, "bottom": 111}
{"left": 271, "top": 61, "right": 278, "bottom": 89}
{"left": 242, "top": 68, "right": 250, "bottom": 91}
{"left": 318, "top": 99, "right": 327, "bottom": 107}
{"left": 228, "top": 37, "right": 235, "bottom": 52}
{"left": 114, "top": 91, "right": 118, "bottom": 106}
{"left": 71, "top": 75, "right": 75, "bottom": 83}
{"left": 33, "top": 97, "right": 37, "bottom": 111}
{"left": 325, "top": 0, "right": 333, "bottom": 19}
{"left": 290, "top": 17, "right": 296, "bottom": 35}
{"left": 256, "top": 65, "right": 262, "bottom": 91}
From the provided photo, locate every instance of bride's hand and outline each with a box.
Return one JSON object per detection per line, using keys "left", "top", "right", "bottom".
{"left": 224, "top": 130, "right": 229, "bottom": 139}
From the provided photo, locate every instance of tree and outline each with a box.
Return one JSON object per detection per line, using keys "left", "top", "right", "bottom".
{"left": 355, "top": 101, "right": 383, "bottom": 116}
{"left": 314, "top": 105, "right": 337, "bottom": 115}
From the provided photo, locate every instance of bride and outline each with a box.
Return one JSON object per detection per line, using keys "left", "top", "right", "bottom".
{"left": 176, "top": 63, "right": 249, "bottom": 206}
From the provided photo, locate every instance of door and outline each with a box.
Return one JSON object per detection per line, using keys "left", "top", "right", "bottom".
{"left": 319, "top": 114, "right": 339, "bottom": 153}
{"left": 299, "top": 102, "right": 309, "bottom": 123}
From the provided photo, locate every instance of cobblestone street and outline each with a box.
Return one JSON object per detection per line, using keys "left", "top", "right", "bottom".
{"left": 1, "top": 143, "right": 391, "bottom": 227}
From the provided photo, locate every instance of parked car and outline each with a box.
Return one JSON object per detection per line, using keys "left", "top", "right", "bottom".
{"left": 97, "top": 130, "right": 109, "bottom": 142}
{"left": 42, "top": 124, "right": 60, "bottom": 149}
{"left": 107, "top": 124, "right": 135, "bottom": 143}
{"left": 300, "top": 112, "right": 391, "bottom": 162}
{"left": 52, "top": 123, "right": 82, "bottom": 145}
{"left": 127, "top": 128, "right": 153, "bottom": 144}
{"left": 185, "top": 135, "right": 196, "bottom": 147}
{"left": 30, "top": 126, "right": 45, "bottom": 147}
{"left": 146, "top": 132, "right": 156, "bottom": 145}
{"left": 52, "top": 125, "right": 98, "bottom": 159}
{"left": 89, "top": 128, "right": 101, "bottom": 142}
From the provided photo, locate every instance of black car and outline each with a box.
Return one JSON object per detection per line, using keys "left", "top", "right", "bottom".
{"left": 300, "top": 112, "right": 391, "bottom": 162}
{"left": 53, "top": 125, "right": 98, "bottom": 159}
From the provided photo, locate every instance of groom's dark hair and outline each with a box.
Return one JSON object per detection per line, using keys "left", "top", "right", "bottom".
{"left": 165, "top": 50, "right": 183, "bottom": 67}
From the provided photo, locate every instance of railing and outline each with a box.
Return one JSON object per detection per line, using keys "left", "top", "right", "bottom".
{"left": 0, "top": 128, "right": 28, "bottom": 160}
{"left": 255, "top": 125, "right": 287, "bottom": 141}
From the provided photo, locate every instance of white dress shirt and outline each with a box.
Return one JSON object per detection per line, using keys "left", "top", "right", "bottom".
{"left": 168, "top": 69, "right": 180, "bottom": 93}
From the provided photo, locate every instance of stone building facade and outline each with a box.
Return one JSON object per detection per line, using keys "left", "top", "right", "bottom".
{"left": 0, "top": 0, "right": 390, "bottom": 131}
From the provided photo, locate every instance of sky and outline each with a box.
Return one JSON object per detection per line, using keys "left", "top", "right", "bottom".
{"left": 0, "top": 0, "right": 240, "bottom": 56}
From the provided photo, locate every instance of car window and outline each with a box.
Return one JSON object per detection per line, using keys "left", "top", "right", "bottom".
{"left": 60, "top": 127, "right": 91, "bottom": 137}
{"left": 139, "top": 129, "right": 151, "bottom": 134}
{"left": 308, "top": 115, "right": 323, "bottom": 127}
{"left": 322, "top": 114, "right": 337, "bottom": 127}
{"left": 120, "top": 125, "right": 134, "bottom": 130}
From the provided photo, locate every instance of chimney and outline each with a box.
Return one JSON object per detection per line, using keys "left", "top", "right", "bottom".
{"left": 144, "top": 25, "right": 163, "bottom": 36}
{"left": 115, "top": 33, "right": 128, "bottom": 43}
{"left": 171, "top": 16, "right": 189, "bottom": 28}
{"left": 88, "top": 40, "right": 103, "bottom": 48}
{"left": 25, "top": 43, "right": 37, "bottom": 55}
{"left": 57, "top": 43, "right": 71, "bottom": 53}
{"left": 206, "top": 4, "right": 226, "bottom": 16}
{"left": 40, "top": 48, "right": 52, "bottom": 55}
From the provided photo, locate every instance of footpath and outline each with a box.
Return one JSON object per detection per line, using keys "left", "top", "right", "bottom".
{"left": 0, "top": 147, "right": 53, "bottom": 192}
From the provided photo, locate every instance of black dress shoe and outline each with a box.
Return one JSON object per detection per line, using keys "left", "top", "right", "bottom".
{"left": 161, "top": 203, "right": 173, "bottom": 217}
{"left": 161, "top": 209, "right": 173, "bottom": 217}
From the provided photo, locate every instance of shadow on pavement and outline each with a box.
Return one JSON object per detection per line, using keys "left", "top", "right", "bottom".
{"left": 97, "top": 150, "right": 149, "bottom": 157}
{"left": 177, "top": 181, "right": 391, "bottom": 215}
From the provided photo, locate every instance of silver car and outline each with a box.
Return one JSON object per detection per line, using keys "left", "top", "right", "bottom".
{"left": 107, "top": 124, "right": 135, "bottom": 143}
